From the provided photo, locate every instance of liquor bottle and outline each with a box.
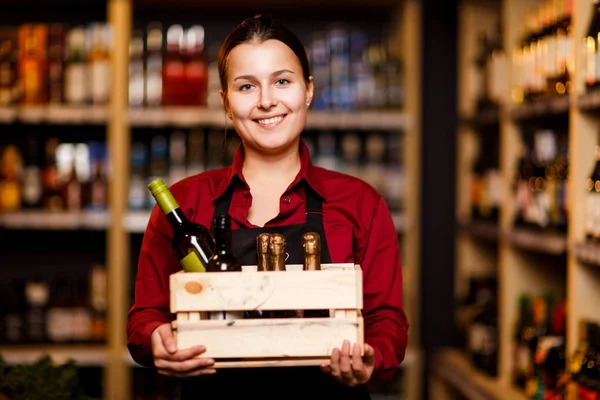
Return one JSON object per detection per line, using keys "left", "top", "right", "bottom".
{"left": 129, "top": 142, "right": 148, "bottom": 210}
{"left": 64, "top": 26, "right": 89, "bottom": 105}
{"left": 47, "top": 24, "right": 66, "bottom": 104}
{"left": 183, "top": 25, "right": 208, "bottom": 106}
{"left": 514, "top": 294, "right": 533, "bottom": 388}
{"left": 88, "top": 22, "right": 111, "bottom": 105}
{"left": 21, "top": 138, "right": 43, "bottom": 209}
{"left": 162, "top": 24, "right": 185, "bottom": 106}
{"left": 42, "top": 137, "right": 63, "bottom": 211}
{"left": 89, "top": 265, "right": 107, "bottom": 343}
{"left": 586, "top": 146, "right": 600, "bottom": 241}
{"left": 18, "top": 24, "right": 48, "bottom": 104}
{"left": 147, "top": 178, "right": 215, "bottom": 272}
{"left": 129, "top": 30, "right": 145, "bottom": 107}
{"left": 145, "top": 22, "right": 163, "bottom": 107}
{"left": 207, "top": 214, "right": 244, "bottom": 320}
{"left": 585, "top": 0, "right": 600, "bottom": 90}
{"left": 0, "top": 29, "right": 18, "bottom": 106}
{"left": 302, "top": 232, "right": 330, "bottom": 318}
{"left": 24, "top": 278, "right": 49, "bottom": 343}
{"left": 0, "top": 144, "right": 23, "bottom": 211}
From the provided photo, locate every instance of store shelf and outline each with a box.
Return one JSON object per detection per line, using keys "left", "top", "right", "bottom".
{"left": 0, "top": 105, "right": 108, "bottom": 125}
{"left": 577, "top": 90, "right": 600, "bottom": 112}
{"left": 459, "top": 220, "right": 500, "bottom": 242}
{"left": 506, "top": 227, "right": 567, "bottom": 255}
{"left": 573, "top": 240, "right": 600, "bottom": 267}
{"left": 124, "top": 210, "right": 408, "bottom": 235}
{"left": 433, "top": 348, "right": 526, "bottom": 400}
{"left": 509, "top": 96, "right": 570, "bottom": 121}
{"left": 0, "top": 210, "right": 110, "bottom": 230}
{"left": 0, "top": 345, "right": 108, "bottom": 367}
{"left": 128, "top": 107, "right": 409, "bottom": 131}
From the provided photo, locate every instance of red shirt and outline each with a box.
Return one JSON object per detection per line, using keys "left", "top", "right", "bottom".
{"left": 126, "top": 141, "right": 409, "bottom": 383}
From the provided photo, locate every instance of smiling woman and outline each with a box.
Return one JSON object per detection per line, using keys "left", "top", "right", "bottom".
{"left": 127, "top": 13, "right": 409, "bottom": 400}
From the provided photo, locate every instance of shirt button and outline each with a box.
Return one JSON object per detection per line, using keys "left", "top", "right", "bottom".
{"left": 284, "top": 197, "right": 291, "bottom": 204}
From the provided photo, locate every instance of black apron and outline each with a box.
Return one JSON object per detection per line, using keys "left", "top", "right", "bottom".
{"left": 179, "top": 183, "right": 371, "bottom": 400}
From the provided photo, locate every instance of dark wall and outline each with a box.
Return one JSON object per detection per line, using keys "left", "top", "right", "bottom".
{"left": 419, "top": 0, "right": 458, "bottom": 398}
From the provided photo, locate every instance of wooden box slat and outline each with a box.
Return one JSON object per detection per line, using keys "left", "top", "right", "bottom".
{"left": 175, "top": 317, "right": 364, "bottom": 359}
{"left": 170, "top": 264, "right": 362, "bottom": 312}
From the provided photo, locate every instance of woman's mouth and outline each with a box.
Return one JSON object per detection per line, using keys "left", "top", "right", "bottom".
{"left": 255, "top": 114, "right": 286, "bottom": 128}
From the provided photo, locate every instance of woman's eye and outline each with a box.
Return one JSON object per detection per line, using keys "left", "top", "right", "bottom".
{"left": 239, "top": 84, "right": 253, "bottom": 91}
{"left": 276, "top": 79, "right": 290, "bottom": 85}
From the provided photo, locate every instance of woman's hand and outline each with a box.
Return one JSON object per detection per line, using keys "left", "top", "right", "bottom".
{"left": 151, "top": 323, "right": 216, "bottom": 377}
{"left": 320, "top": 340, "right": 376, "bottom": 387}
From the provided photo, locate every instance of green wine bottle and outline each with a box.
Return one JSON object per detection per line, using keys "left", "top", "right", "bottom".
{"left": 148, "top": 178, "right": 215, "bottom": 272}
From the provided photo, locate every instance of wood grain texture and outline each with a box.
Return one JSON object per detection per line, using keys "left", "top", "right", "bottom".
{"left": 176, "top": 317, "right": 364, "bottom": 360}
{"left": 170, "top": 265, "right": 363, "bottom": 312}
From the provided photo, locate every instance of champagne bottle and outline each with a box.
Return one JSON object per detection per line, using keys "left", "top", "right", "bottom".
{"left": 207, "top": 214, "right": 244, "bottom": 320}
{"left": 302, "top": 232, "right": 330, "bottom": 318}
{"left": 269, "top": 234, "right": 295, "bottom": 318}
{"left": 245, "top": 233, "right": 272, "bottom": 319}
{"left": 148, "top": 178, "right": 215, "bottom": 272}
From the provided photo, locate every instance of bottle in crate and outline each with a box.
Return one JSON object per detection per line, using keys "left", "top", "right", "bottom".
{"left": 207, "top": 214, "right": 244, "bottom": 320}
{"left": 148, "top": 178, "right": 215, "bottom": 272}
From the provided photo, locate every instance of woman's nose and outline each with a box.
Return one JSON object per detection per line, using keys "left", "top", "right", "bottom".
{"left": 258, "top": 87, "right": 276, "bottom": 109}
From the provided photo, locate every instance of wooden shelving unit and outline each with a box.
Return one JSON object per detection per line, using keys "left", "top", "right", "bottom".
{"left": 0, "top": 0, "right": 423, "bottom": 399}
{"left": 442, "top": 0, "right": 600, "bottom": 398}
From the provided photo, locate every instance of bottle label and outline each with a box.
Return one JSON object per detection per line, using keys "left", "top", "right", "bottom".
{"left": 181, "top": 251, "right": 206, "bottom": 272}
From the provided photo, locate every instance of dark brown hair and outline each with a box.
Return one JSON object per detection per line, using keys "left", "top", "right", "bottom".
{"left": 217, "top": 14, "right": 311, "bottom": 93}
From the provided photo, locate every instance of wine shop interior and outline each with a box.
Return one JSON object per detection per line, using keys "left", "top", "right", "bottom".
{"left": 3, "top": 0, "right": 600, "bottom": 399}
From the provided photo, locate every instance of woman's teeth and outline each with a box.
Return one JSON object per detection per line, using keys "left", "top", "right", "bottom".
{"left": 257, "top": 115, "right": 284, "bottom": 125}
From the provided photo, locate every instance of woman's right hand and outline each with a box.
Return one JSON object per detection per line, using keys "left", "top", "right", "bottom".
{"left": 151, "top": 323, "right": 216, "bottom": 377}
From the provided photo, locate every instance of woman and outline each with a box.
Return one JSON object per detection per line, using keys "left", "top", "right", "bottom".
{"left": 127, "top": 14, "right": 409, "bottom": 399}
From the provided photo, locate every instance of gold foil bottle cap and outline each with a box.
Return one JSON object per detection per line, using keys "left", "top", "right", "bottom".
{"left": 257, "top": 233, "right": 271, "bottom": 254}
{"left": 269, "top": 233, "right": 286, "bottom": 256}
{"left": 302, "top": 232, "right": 321, "bottom": 256}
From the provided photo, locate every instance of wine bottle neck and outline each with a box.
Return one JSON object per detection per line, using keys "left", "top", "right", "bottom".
{"left": 165, "top": 209, "right": 185, "bottom": 227}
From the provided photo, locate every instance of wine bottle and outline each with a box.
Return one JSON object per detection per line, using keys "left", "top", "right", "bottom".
{"left": 207, "top": 214, "right": 244, "bottom": 320}
{"left": 147, "top": 178, "right": 215, "bottom": 272}
{"left": 302, "top": 232, "right": 330, "bottom": 318}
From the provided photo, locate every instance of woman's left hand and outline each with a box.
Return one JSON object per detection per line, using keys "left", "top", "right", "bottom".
{"left": 320, "top": 340, "right": 376, "bottom": 387}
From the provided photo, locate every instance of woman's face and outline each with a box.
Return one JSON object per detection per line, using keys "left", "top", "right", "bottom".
{"left": 222, "top": 39, "right": 313, "bottom": 155}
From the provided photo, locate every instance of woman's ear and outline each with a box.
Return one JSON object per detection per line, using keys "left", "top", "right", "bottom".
{"left": 305, "top": 76, "right": 314, "bottom": 107}
{"left": 220, "top": 90, "right": 232, "bottom": 119}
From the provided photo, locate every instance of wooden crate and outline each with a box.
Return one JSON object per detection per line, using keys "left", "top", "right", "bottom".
{"left": 169, "top": 263, "right": 364, "bottom": 368}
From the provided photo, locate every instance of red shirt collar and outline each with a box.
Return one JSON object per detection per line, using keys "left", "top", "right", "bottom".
{"left": 213, "top": 140, "right": 327, "bottom": 202}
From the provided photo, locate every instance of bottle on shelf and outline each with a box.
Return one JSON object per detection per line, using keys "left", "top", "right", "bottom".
{"left": 183, "top": 25, "right": 208, "bottom": 106}
{"left": 87, "top": 22, "right": 111, "bottom": 106}
{"left": 147, "top": 177, "right": 215, "bottom": 272}
{"left": 513, "top": 294, "right": 533, "bottom": 389}
{"left": 47, "top": 24, "right": 66, "bottom": 104}
{"left": 129, "top": 30, "right": 145, "bottom": 108}
{"left": 585, "top": 0, "right": 600, "bottom": 91}
{"left": 162, "top": 24, "right": 185, "bottom": 106}
{"left": 207, "top": 214, "right": 244, "bottom": 320}
{"left": 64, "top": 26, "right": 89, "bottom": 106}
{"left": 24, "top": 278, "right": 49, "bottom": 343}
{"left": 586, "top": 146, "right": 600, "bottom": 241}
{"left": 145, "top": 22, "right": 163, "bottom": 107}
{"left": 0, "top": 28, "right": 18, "bottom": 106}
{"left": 18, "top": 24, "right": 47, "bottom": 105}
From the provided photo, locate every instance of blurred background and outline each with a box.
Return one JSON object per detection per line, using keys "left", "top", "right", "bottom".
{"left": 1, "top": 0, "right": 600, "bottom": 399}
